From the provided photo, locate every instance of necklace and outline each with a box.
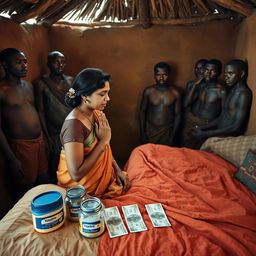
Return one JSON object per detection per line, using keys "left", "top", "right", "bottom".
{"left": 77, "top": 106, "right": 95, "bottom": 127}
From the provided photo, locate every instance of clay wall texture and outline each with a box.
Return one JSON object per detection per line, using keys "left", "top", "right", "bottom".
{"left": 48, "top": 20, "right": 238, "bottom": 161}
{"left": 235, "top": 11, "right": 256, "bottom": 136}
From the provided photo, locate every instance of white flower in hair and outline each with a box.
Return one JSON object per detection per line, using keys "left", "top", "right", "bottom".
{"left": 68, "top": 88, "right": 76, "bottom": 98}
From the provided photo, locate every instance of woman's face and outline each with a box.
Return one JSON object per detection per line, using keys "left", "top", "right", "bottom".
{"left": 86, "top": 81, "right": 110, "bottom": 111}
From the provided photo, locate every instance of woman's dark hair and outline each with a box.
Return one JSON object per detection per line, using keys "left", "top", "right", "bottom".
{"left": 65, "top": 68, "right": 111, "bottom": 108}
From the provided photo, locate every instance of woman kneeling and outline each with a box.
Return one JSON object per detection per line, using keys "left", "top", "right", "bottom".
{"left": 57, "top": 68, "right": 130, "bottom": 198}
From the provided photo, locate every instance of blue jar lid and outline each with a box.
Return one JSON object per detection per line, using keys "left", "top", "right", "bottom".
{"left": 31, "top": 191, "right": 63, "bottom": 214}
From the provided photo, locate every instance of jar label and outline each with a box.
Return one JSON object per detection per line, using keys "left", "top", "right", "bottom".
{"left": 80, "top": 220, "right": 103, "bottom": 237}
{"left": 68, "top": 206, "right": 80, "bottom": 217}
{"left": 34, "top": 209, "right": 64, "bottom": 230}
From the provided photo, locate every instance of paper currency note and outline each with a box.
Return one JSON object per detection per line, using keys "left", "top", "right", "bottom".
{"left": 122, "top": 204, "right": 148, "bottom": 233}
{"left": 104, "top": 206, "right": 128, "bottom": 238}
{"left": 145, "top": 203, "right": 171, "bottom": 227}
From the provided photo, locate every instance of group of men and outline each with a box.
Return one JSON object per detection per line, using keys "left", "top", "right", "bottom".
{"left": 0, "top": 48, "right": 73, "bottom": 201}
{"left": 139, "top": 59, "right": 252, "bottom": 149}
{"left": 0, "top": 47, "right": 252, "bottom": 202}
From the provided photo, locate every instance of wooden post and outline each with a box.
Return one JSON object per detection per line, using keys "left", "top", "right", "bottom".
{"left": 138, "top": 0, "right": 151, "bottom": 28}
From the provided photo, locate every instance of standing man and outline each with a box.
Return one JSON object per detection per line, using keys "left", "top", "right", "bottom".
{"left": 182, "top": 59, "right": 227, "bottom": 148}
{"left": 34, "top": 51, "right": 73, "bottom": 183}
{"left": 0, "top": 48, "right": 49, "bottom": 200}
{"left": 139, "top": 62, "right": 182, "bottom": 146}
{"left": 191, "top": 59, "right": 252, "bottom": 141}
{"left": 185, "top": 59, "right": 208, "bottom": 101}
{"left": 182, "top": 59, "right": 207, "bottom": 140}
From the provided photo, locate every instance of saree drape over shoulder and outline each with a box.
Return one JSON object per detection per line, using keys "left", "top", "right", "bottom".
{"left": 57, "top": 111, "right": 123, "bottom": 198}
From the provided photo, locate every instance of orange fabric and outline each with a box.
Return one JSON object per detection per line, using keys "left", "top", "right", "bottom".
{"left": 98, "top": 144, "right": 256, "bottom": 256}
{"left": 57, "top": 111, "right": 123, "bottom": 198}
{"left": 7, "top": 133, "right": 48, "bottom": 184}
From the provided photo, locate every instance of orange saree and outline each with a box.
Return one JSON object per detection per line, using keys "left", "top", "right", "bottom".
{"left": 57, "top": 111, "right": 123, "bottom": 198}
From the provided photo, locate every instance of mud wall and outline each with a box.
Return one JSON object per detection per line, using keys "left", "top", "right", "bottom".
{"left": 234, "top": 10, "right": 256, "bottom": 135}
{"left": 49, "top": 20, "right": 237, "bottom": 161}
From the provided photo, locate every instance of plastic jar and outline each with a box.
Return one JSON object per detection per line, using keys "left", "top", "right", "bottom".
{"left": 79, "top": 197, "right": 105, "bottom": 238}
{"left": 65, "top": 185, "right": 87, "bottom": 221}
{"left": 31, "top": 191, "right": 64, "bottom": 233}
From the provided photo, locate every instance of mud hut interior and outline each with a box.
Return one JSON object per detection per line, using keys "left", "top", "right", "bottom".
{"left": 0, "top": 0, "right": 256, "bottom": 218}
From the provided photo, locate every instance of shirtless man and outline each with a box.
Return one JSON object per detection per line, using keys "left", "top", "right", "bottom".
{"left": 191, "top": 59, "right": 252, "bottom": 141}
{"left": 139, "top": 62, "right": 181, "bottom": 146}
{"left": 34, "top": 51, "right": 73, "bottom": 183}
{"left": 183, "top": 59, "right": 207, "bottom": 133}
{"left": 185, "top": 59, "right": 208, "bottom": 106}
{"left": 0, "top": 48, "right": 49, "bottom": 199}
{"left": 182, "top": 59, "right": 227, "bottom": 148}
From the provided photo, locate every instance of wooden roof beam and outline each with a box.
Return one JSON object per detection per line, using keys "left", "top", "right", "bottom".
{"left": 56, "top": 12, "right": 234, "bottom": 27}
{"left": 0, "top": 0, "right": 13, "bottom": 9}
{"left": 11, "top": 0, "right": 59, "bottom": 24}
{"left": 40, "top": 0, "right": 81, "bottom": 26}
{"left": 23, "top": 0, "right": 39, "bottom": 3}
{"left": 193, "top": 0, "right": 213, "bottom": 14}
{"left": 36, "top": 0, "right": 69, "bottom": 21}
{"left": 212, "top": 0, "right": 253, "bottom": 16}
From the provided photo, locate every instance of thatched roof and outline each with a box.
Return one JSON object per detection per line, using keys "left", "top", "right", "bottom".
{"left": 0, "top": 0, "right": 256, "bottom": 28}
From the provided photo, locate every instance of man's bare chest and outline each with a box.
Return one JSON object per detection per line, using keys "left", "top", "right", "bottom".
{"left": 1, "top": 87, "right": 33, "bottom": 108}
{"left": 225, "top": 93, "right": 240, "bottom": 111}
{"left": 149, "top": 90, "right": 175, "bottom": 105}
{"left": 47, "top": 80, "right": 69, "bottom": 99}
{"left": 199, "top": 87, "right": 222, "bottom": 103}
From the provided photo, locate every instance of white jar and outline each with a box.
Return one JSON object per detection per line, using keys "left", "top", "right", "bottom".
{"left": 65, "top": 185, "right": 87, "bottom": 221}
{"left": 79, "top": 197, "right": 105, "bottom": 238}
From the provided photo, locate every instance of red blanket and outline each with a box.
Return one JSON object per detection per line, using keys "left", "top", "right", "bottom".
{"left": 99, "top": 144, "right": 256, "bottom": 256}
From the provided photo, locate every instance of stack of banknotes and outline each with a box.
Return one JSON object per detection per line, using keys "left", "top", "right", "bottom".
{"left": 104, "top": 203, "right": 171, "bottom": 238}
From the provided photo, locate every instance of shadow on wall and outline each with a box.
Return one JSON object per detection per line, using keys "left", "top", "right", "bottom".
{"left": 0, "top": 63, "right": 5, "bottom": 79}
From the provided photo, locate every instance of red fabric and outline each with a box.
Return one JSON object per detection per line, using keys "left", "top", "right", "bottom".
{"left": 7, "top": 133, "right": 48, "bottom": 184}
{"left": 98, "top": 144, "right": 256, "bottom": 256}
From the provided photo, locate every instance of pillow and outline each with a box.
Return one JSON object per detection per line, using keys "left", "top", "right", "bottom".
{"left": 235, "top": 149, "right": 256, "bottom": 193}
{"left": 200, "top": 135, "right": 256, "bottom": 167}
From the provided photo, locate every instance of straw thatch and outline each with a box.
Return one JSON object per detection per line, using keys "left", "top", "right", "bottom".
{"left": 0, "top": 0, "right": 255, "bottom": 27}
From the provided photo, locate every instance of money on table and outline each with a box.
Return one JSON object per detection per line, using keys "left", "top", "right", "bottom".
{"left": 104, "top": 206, "right": 128, "bottom": 238}
{"left": 122, "top": 204, "right": 148, "bottom": 233}
{"left": 145, "top": 203, "right": 171, "bottom": 228}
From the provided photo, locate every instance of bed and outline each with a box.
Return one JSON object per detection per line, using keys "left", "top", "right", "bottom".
{"left": 0, "top": 144, "right": 256, "bottom": 256}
